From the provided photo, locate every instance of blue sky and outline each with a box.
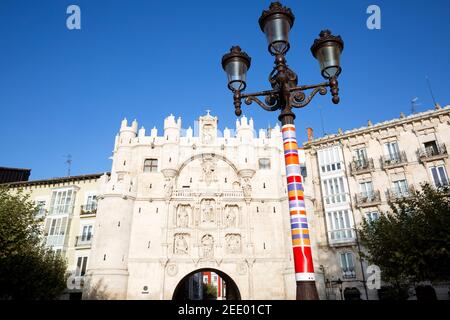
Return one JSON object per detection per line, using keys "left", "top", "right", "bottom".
{"left": 1, "top": 0, "right": 450, "bottom": 180}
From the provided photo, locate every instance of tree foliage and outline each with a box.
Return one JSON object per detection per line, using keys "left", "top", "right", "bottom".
{"left": 202, "top": 283, "right": 218, "bottom": 299}
{"left": 0, "top": 187, "right": 67, "bottom": 300}
{"left": 359, "top": 184, "right": 450, "bottom": 296}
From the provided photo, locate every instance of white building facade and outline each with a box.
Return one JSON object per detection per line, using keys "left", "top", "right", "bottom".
{"left": 84, "top": 112, "right": 313, "bottom": 300}
{"left": 303, "top": 105, "right": 450, "bottom": 300}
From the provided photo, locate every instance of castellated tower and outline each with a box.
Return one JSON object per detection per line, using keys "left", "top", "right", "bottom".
{"left": 84, "top": 112, "right": 303, "bottom": 300}
{"left": 84, "top": 118, "right": 138, "bottom": 299}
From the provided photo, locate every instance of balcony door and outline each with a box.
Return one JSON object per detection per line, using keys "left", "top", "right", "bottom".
{"left": 359, "top": 181, "right": 374, "bottom": 198}
{"left": 384, "top": 141, "right": 400, "bottom": 161}
{"left": 354, "top": 148, "right": 368, "bottom": 167}
{"left": 81, "top": 225, "right": 93, "bottom": 242}
{"left": 393, "top": 179, "right": 408, "bottom": 196}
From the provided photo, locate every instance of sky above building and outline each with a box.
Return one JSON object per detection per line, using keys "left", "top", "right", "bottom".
{"left": 1, "top": 0, "right": 450, "bottom": 180}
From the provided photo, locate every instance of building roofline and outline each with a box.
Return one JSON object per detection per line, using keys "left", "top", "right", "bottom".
{"left": 0, "top": 166, "right": 32, "bottom": 172}
{"left": 304, "top": 105, "right": 450, "bottom": 148}
{"left": 2, "top": 172, "right": 110, "bottom": 188}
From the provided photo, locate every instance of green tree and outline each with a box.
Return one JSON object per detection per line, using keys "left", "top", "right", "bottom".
{"left": 359, "top": 184, "right": 450, "bottom": 299}
{"left": 0, "top": 187, "right": 67, "bottom": 300}
{"left": 202, "top": 283, "right": 218, "bottom": 300}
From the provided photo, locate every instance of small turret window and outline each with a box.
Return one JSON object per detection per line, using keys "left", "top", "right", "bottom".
{"left": 259, "top": 158, "right": 271, "bottom": 170}
{"left": 144, "top": 159, "right": 158, "bottom": 172}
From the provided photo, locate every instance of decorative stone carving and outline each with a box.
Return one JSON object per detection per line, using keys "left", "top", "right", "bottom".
{"left": 202, "top": 124, "right": 214, "bottom": 144}
{"left": 166, "top": 263, "right": 178, "bottom": 277}
{"left": 226, "top": 234, "right": 241, "bottom": 254}
{"left": 224, "top": 205, "right": 238, "bottom": 228}
{"left": 242, "top": 178, "right": 252, "bottom": 198}
{"left": 201, "top": 234, "right": 214, "bottom": 258}
{"left": 201, "top": 199, "right": 215, "bottom": 223}
{"left": 176, "top": 205, "right": 190, "bottom": 228}
{"left": 201, "top": 155, "right": 217, "bottom": 186}
{"left": 164, "top": 177, "right": 174, "bottom": 198}
{"left": 237, "top": 262, "right": 247, "bottom": 275}
{"left": 174, "top": 234, "right": 189, "bottom": 255}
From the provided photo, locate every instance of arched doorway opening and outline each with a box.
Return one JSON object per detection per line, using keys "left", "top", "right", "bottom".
{"left": 172, "top": 268, "right": 241, "bottom": 300}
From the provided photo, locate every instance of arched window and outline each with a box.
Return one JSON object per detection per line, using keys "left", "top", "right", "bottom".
{"left": 144, "top": 159, "right": 158, "bottom": 172}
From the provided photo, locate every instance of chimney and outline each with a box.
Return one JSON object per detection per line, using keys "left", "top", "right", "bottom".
{"left": 307, "top": 127, "right": 314, "bottom": 142}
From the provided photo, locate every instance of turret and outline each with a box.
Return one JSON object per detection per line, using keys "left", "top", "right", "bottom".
{"left": 119, "top": 118, "right": 138, "bottom": 144}
{"left": 235, "top": 115, "right": 256, "bottom": 177}
{"left": 161, "top": 114, "right": 181, "bottom": 177}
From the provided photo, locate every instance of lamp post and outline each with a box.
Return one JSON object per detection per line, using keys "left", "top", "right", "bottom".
{"left": 221, "top": 2, "right": 344, "bottom": 300}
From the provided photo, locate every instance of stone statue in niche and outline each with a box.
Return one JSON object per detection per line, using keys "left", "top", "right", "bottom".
{"left": 226, "top": 234, "right": 241, "bottom": 254}
{"left": 174, "top": 234, "right": 188, "bottom": 255}
{"left": 201, "top": 234, "right": 214, "bottom": 258}
{"left": 164, "top": 177, "right": 174, "bottom": 198}
{"left": 201, "top": 156, "right": 217, "bottom": 186}
{"left": 177, "top": 205, "right": 189, "bottom": 228}
{"left": 201, "top": 199, "right": 215, "bottom": 223}
{"left": 225, "top": 206, "right": 238, "bottom": 228}
{"left": 202, "top": 124, "right": 214, "bottom": 144}
{"left": 242, "top": 178, "right": 252, "bottom": 198}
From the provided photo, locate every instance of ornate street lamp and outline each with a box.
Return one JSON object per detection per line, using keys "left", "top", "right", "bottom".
{"left": 221, "top": 2, "right": 344, "bottom": 300}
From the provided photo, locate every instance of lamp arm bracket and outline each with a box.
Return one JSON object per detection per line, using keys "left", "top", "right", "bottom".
{"left": 290, "top": 85, "right": 328, "bottom": 109}
{"left": 244, "top": 95, "right": 279, "bottom": 112}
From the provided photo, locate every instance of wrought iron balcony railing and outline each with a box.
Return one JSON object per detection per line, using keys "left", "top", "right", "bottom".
{"left": 417, "top": 144, "right": 448, "bottom": 161}
{"left": 75, "top": 235, "right": 93, "bottom": 247}
{"left": 80, "top": 204, "right": 97, "bottom": 215}
{"left": 386, "top": 187, "right": 415, "bottom": 201}
{"left": 355, "top": 191, "right": 381, "bottom": 207}
{"left": 350, "top": 158, "right": 375, "bottom": 175}
{"left": 380, "top": 151, "right": 408, "bottom": 169}
{"left": 342, "top": 268, "right": 357, "bottom": 279}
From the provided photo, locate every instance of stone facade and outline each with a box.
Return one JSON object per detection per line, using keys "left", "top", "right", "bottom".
{"left": 303, "top": 105, "right": 450, "bottom": 300}
{"left": 5, "top": 106, "right": 450, "bottom": 300}
{"left": 84, "top": 112, "right": 304, "bottom": 300}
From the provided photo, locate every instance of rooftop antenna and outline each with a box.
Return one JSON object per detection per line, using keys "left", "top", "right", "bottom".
{"left": 64, "top": 154, "right": 72, "bottom": 177}
{"left": 411, "top": 97, "right": 420, "bottom": 114}
{"left": 425, "top": 76, "right": 438, "bottom": 108}
{"left": 318, "top": 105, "right": 326, "bottom": 136}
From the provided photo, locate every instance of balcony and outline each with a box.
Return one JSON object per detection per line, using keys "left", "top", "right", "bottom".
{"left": 75, "top": 235, "right": 93, "bottom": 247}
{"left": 350, "top": 158, "right": 375, "bottom": 175}
{"left": 328, "top": 228, "right": 356, "bottom": 246}
{"left": 172, "top": 189, "right": 244, "bottom": 198}
{"left": 386, "top": 187, "right": 414, "bottom": 202}
{"left": 342, "top": 268, "right": 357, "bottom": 279}
{"left": 355, "top": 191, "right": 381, "bottom": 208}
{"left": 380, "top": 151, "right": 407, "bottom": 169}
{"left": 80, "top": 204, "right": 97, "bottom": 216}
{"left": 417, "top": 144, "right": 448, "bottom": 162}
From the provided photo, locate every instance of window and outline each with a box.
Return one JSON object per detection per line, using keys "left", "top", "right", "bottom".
{"left": 85, "top": 194, "right": 97, "bottom": 211}
{"left": 36, "top": 200, "right": 46, "bottom": 217}
{"left": 76, "top": 256, "right": 88, "bottom": 276}
{"left": 366, "top": 211, "right": 379, "bottom": 223}
{"left": 430, "top": 165, "right": 449, "bottom": 187}
{"left": 359, "top": 181, "right": 374, "bottom": 198}
{"left": 393, "top": 179, "right": 409, "bottom": 196}
{"left": 44, "top": 216, "right": 68, "bottom": 247}
{"left": 81, "top": 225, "right": 93, "bottom": 241}
{"left": 340, "top": 252, "right": 356, "bottom": 279}
{"left": 318, "top": 146, "right": 343, "bottom": 174}
{"left": 300, "top": 165, "right": 307, "bottom": 177}
{"left": 424, "top": 141, "right": 439, "bottom": 156}
{"left": 384, "top": 141, "right": 400, "bottom": 161}
{"left": 50, "top": 189, "right": 75, "bottom": 215}
{"left": 259, "top": 158, "right": 271, "bottom": 170}
{"left": 143, "top": 159, "right": 158, "bottom": 172}
{"left": 326, "top": 210, "right": 354, "bottom": 243}
{"left": 322, "top": 177, "right": 347, "bottom": 204}
{"left": 354, "top": 147, "right": 368, "bottom": 167}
